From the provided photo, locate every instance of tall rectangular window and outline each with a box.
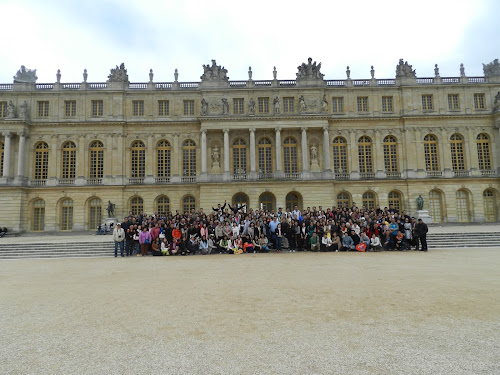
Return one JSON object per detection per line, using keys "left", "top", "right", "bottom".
{"left": 91, "top": 100, "right": 103, "bottom": 116}
{"left": 258, "top": 97, "right": 269, "bottom": 113}
{"left": 158, "top": 100, "right": 169, "bottom": 116}
{"left": 233, "top": 98, "right": 244, "bottom": 114}
{"left": 474, "top": 93, "right": 485, "bottom": 109}
{"left": 357, "top": 97, "right": 368, "bottom": 112}
{"left": 448, "top": 94, "right": 459, "bottom": 110}
{"left": 422, "top": 95, "right": 434, "bottom": 110}
{"left": 382, "top": 96, "right": 393, "bottom": 112}
{"left": 283, "top": 97, "right": 294, "bottom": 113}
{"left": 0, "top": 102, "right": 6, "bottom": 117}
{"left": 37, "top": 101, "right": 49, "bottom": 117}
{"left": 183, "top": 100, "right": 194, "bottom": 115}
{"left": 132, "top": 100, "right": 144, "bottom": 116}
{"left": 64, "top": 101, "right": 76, "bottom": 117}
{"left": 332, "top": 97, "right": 344, "bottom": 113}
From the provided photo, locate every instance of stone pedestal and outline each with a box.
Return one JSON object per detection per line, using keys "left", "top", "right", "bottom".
{"left": 416, "top": 210, "right": 432, "bottom": 224}
{"left": 310, "top": 160, "right": 320, "bottom": 172}
{"left": 103, "top": 217, "right": 118, "bottom": 232}
{"left": 211, "top": 162, "right": 222, "bottom": 174}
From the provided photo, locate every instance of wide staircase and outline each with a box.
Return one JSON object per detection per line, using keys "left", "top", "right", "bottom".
{"left": 0, "top": 231, "right": 499, "bottom": 259}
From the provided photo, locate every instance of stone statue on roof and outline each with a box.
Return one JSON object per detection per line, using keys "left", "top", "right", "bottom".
{"left": 201, "top": 60, "right": 229, "bottom": 82}
{"left": 108, "top": 63, "right": 129, "bottom": 83}
{"left": 483, "top": 59, "right": 500, "bottom": 77}
{"left": 296, "top": 57, "right": 324, "bottom": 81}
{"left": 13, "top": 65, "right": 38, "bottom": 83}
{"left": 396, "top": 59, "right": 416, "bottom": 78}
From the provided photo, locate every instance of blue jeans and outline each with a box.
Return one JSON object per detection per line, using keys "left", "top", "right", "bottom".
{"left": 114, "top": 241, "right": 124, "bottom": 256}
{"left": 276, "top": 237, "right": 282, "bottom": 250}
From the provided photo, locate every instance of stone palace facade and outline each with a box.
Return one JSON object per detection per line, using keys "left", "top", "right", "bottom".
{"left": 1, "top": 58, "right": 500, "bottom": 233}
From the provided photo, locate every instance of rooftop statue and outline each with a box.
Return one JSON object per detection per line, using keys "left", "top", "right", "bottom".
{"left": 13, "top": 65, "right": 38, "bottom": 83}
{"left": 108, "top": 63, "right": 129, "bottom": 83}
{"left": 296, "top": 57, "right": 324, "bottom": 80}
{"left": 483, "top": 59, "right": 500, "bottom": 77}
{"left": 395, "top": 59, "right": 416, "bottom": 78}
{"left": 201, "top": 60, "right": 229, "bottom": 82}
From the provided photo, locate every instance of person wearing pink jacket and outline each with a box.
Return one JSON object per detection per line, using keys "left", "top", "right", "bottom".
{"left": 138, "top": 227, "right": 152, "bottom": 256}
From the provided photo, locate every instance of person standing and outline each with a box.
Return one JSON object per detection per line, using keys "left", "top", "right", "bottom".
{"left": 415, "top": 219, "right": 429, "bottom": 251}
{"left": 139, "top": 227, "right": 152, "bottom": 256}
{"left": 113, "top": 223, "right": 125, "bottom": 257}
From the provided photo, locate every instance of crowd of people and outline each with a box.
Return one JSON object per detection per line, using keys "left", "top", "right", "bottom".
{"left": 109, "top": 201, "right": 429, "bottom": 257}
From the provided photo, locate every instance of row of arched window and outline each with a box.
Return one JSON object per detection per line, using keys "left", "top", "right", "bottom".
{"left": 25, "top": 132, "right": 492, "bottom": 179}
{"left": 28, "top": 188, "right": 497, "bottom": 231}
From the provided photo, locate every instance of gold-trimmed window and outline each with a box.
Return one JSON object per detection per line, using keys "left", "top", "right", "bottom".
{"left": 132, "top": 100, "right": 144, "bottom": 116}
{"left": 332, "top": 137, "right": 348, "bottom": 173}
{"left": 131, "top": 140, "right": 145, "bottom": 178}
{"left": 476, "top": 133, "right": 491, "bottom": 170}
{"left": 258, "top": 97, "right": 269, "bottom": 113}
{"left": 91, "top": 100, "right": 103, "bottom": 116}
{"left": 32, "top": 199, "right": 45, "bottom": 232}
{"left": 34, "top": 142, "right": 49, "bottom": 180}
{"left": 448, "top": 94, "right": 459, "bottom": 110}
{"left": 422, "top": 95, "right": 433, "bottom": 110}
{"left": 362, "top": 191, "right": 376, "bottom": 210}
{"left": 232, "top": 138, "right": 247, "bottom": 175}
{"left": 388, "top": 191, "right": 402, "bottom": 211}
{"left": 157, "top": 196, "right": 170, "bottom": 216}
{"left": 424, "top": 134, "right": 439, "bottom": 171}
{"left": 456, "top": 190, "right": 470, "bottom": 222}
{"left": 183, "top": 100, "right": 194, "bottom": 115}
{"left": 158, "top": 100, "right": 169, "bottom": 116}
{"left": 258, "top": 137, "right": 272, "bottom": 175}
{"left": 382, "top": 96, "right": 393, "bottom": 112}
{"left": 259, "top": 193, "right": 274, "bottom": 211}
{"left": 182, "top": 139, "right": 196, "bottom": 177}
{"left": 283, "top": 97, "right": 294, "bottom": 113}
{"left": 337, "top": 192, "right": 351, "bottom": 208}
{"left": 473, "top": 93, "right": 485, "bottom": 109}
{"left": 64, "top": 100, "right": 76, "bottom": 117}
{"left": 89, "top": 198, "right": 102, "bottom": 231}
{"left": 450, "top": 134, "right": 465, "bottom": 171}
{"left": 358, "top": 136, "right": 373, "bottom": 173}
{"left": 37, "top": 101, "right": 49, "bottom": 117}
{"left": 357, "top": 97, "right": 368, "bottom": 112}
{"left": 60, "top": 198, "right": 74, "bottom": 231}
{"left": 61, "top": 141, "right": 76, "bottom": 179}
{"left": 383, "top": 135, "right": 398, "bottom": 172}
{"left": 130, "top": 196, "right": 143, "bottom": 215}
{"left": 283, "top": 137, "right": 298, "bottom": 174}
{"left": 233, "top": 98, "right": 244, "bottom": 114}
{"left": 429, "top": 190, "right": 443, "bottom": 223}
{"left": 157, "top": 140, "right": 171, "bottom": 178}
{"left": 332, "top": 97, "right": 344, "bottom": 113}
{"left": 233, "top": 193, "right": 249, "bottom": 208}
{"left": 285, "top": 192, "right": 300, "bottom": 211}
{"left": 89, "top": 140, "right": 104, "bottom": 178}
{"left": 483, "top": 189, "right": 497, "bottom": 222}
{"left": 0, "top": 102, "right": 6, "bottom": 117}
{"left": 183, "top": 195, "right": 195, "bottom": 214}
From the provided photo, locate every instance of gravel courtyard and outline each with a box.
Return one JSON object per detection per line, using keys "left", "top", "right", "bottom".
{"left": 1, "top": 249, "right": 499, "bottom": 375}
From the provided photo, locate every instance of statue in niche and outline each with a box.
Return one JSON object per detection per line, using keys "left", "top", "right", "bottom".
{"left": 395, "top": 59, "right": 416, "bottom": 78}
{"left": 106, "top": 201, "right": 116, "bottom": 217}
{"left": 201, "top": 60, "right": 229, "bottom": 82}
{"left": 108, "top": 63, "right": 129, "bottom": 83}
{"left": 494, "top": 91, "right": 500, "bottom": 110}
{"left": 13, "top": 65, "right": 38, "bottom": 83}
{"left": 248, "top": 98, "right": 256, "bottom": 115}
{"left": 273, "top": 97, "right": 280, "bottom": 114}
{"left": 310, "top": 145, "right": 318, "bottom": 161}
{"left": 6, "top": 100, "right": 16, "bottom": 118}
{"left": 483, "top": 59, "right": 500, "bottom": 77}
{"left": 212, "top": 146, "right": 220, "bottom": 164}
{"left": 416, "top": 195, "right": 424, "bottom": 211}
{"left": 299, "top": 95, "right": 307, "bottom": 113}
{"left": 321, "top": 95, "right": 328, "bottom": 112}
{"left": 222, "top": 98, "right": 229, "bottom": 115}
{"left": 296, "top": 57, "right": 324, "bottom": 80}
{"left": 19, "top": 101, "right": 29, "bottom": 120}
{"left": 201, "top": 99, "right": 209, "bottom": 116}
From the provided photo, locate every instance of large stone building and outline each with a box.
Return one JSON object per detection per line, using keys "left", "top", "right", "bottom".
{"left": 1, "top": 58, "right": 499, "bottom": 233}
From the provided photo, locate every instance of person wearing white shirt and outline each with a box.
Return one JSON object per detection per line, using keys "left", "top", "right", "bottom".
{"left": 113, "top": 223, "right": 126, "bottom": 257}
{"left": 321, "top": 232, "right": 333, "bottom": 252}
{"left": 370, "top": 234, "right": 382, "bottom": 251}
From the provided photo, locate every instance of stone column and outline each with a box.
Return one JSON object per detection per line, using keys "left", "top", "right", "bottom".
{"left": 2, "top": 132, "right": 12, "bottom": 178}
{"left": 275, "top": 127, "right": 282, "bottom": 177}
{"left": 413, "top": 128, "right": 424, "bottom": 177}
{"left": 441, "top": 127, "right": 451, "bottom": 177}
{"left": 374, "top": 130, "right": 384, "bottom": 178}
{"left": 201, "top": 130, "right": 207, "bottom": 174}
{"left": 301, "top": 127, "right": 309, "bottom": 173}
{"left": 48, "top": 135, "right": 59, "bottom": 185}
{"left": 145, "top": 134, "right": 154, "bottom": 183}
{"left": 223, "top": 128, "right": 230, "bottom": 175}
{"left": 16, "top": 132, "right": 27, "bottom": 178}
{"left": 349, "top": 130, "right": 359, "bottom": 179}
{"left": 467, "top": 126, "right": 479, "bottom": 176}
{"left": 104, "top": 135, "right": 113, "bottom": 180}
{"left": 171, "top": 133, "right": 180, "bottom": 183}
{"left": 76, "top": 135, "right": 85, "bottom": 183}
{"left": 249, "top": 127, "right": 256, "bottom": 175}
{"left": 323, "top": 126, "right": 331, "bottom": 172}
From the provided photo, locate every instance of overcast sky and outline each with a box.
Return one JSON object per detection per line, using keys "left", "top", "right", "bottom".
{"left": 0, "top": 0, "right": 499, "bottom": 83}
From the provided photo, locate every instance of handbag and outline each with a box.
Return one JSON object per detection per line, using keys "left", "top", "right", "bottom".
{"left": 145, "top": 238, "right": 151, "bottom": 244}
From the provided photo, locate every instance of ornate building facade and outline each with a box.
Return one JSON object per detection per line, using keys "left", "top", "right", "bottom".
{"left": 1, "top": 58, "right": 499, "bottom": 233}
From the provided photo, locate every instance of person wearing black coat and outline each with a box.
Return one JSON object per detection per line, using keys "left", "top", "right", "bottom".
{"left": 415, "top": 219, "right": 429, "bottom": 251}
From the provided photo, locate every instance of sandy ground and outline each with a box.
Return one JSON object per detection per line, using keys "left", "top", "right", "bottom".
{"left": 1, "top": 249, "right": 499, "bottom": 375}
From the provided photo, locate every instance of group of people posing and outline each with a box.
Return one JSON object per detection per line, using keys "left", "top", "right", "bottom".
{"left": 110, "top": 201, "right": 429, "bottom": 257}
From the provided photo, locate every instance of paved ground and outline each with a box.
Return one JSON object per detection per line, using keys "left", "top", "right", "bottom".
{"left": 1, "top": 247, "right": 499, "bottom": 374}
